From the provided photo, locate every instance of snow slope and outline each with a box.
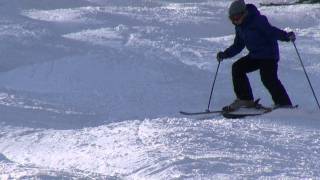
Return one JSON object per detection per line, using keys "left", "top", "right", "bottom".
{"left": 0, "top": 0, "right": 320, "bottom": 179}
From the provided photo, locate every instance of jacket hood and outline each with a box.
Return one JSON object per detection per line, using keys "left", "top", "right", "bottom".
{"left": 246, "top": 4, "right": 260, "bottom": 17}
{"left": 241, "top": 4, "right": 260, "bottom": 26}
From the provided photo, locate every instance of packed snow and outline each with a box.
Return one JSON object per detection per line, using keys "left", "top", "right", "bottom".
{"left": 0, "top": 0, "right": 319, "bottom": 179}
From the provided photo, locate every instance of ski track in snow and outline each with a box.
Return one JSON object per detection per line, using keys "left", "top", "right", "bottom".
{"left": 0, "top": 0, "right": 320, "bottom": 178}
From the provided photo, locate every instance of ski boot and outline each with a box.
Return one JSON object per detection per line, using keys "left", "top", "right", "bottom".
{"left": 222, "top": 99, "right": 257, "bottom": 112}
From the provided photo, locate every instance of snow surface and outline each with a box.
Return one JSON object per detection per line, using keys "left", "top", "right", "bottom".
{"left": 0, "top": 0, "right": 320, "bottom": 179}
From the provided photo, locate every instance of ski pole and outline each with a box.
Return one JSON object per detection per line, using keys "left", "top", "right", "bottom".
{"left": 292, "top": 41, "right": 320, "bottom": 110}
{"left": 206, "top": 61, "right": 221, "bottom": 112}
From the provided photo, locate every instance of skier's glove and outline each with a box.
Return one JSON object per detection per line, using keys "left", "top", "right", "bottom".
{"left": 287, "top": 31, "right": 296, "bottom": 42}
{"left": 217, "top": 51, "right": 226, "bottom": 62}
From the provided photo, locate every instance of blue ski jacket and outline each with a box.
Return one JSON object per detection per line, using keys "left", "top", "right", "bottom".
{"left": 224, "top": 4, "right": 290, "bottom": 61}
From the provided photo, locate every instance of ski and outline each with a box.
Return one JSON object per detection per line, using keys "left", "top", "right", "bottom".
{"left": 222, "top": 105, "right": 298, "bottom": 119}
{"left": 180, "top": 110, "right": 223, "bottom": 116}
{"left": 222, "top": 109, "right": 272, "bottom": 119}
{"left": 180, "top": 104, "right": 298, "bottom": 118}
{"left": 259, "top": 2, "right": 297, "bottom": 7}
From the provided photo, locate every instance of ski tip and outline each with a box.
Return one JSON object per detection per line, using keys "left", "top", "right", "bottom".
{"left": 179, "top": 111, "right": 188, "bottom": 115}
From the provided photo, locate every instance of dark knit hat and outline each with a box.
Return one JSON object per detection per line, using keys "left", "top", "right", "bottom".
{"left": 229, "top": 0, "right": 246, "bottom": 17}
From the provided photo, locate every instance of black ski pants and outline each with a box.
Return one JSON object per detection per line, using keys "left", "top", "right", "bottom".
{"left": 232, "top": 56, "right": 292, "bottom": 106}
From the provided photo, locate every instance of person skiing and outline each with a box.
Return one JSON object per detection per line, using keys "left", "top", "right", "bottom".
{"left": 217, "top": 0, "right": 295, "bottom": 111}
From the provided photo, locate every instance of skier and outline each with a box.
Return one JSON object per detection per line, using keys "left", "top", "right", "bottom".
{"left": 217, "top": 0, "right": 296, "bottom": 111}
